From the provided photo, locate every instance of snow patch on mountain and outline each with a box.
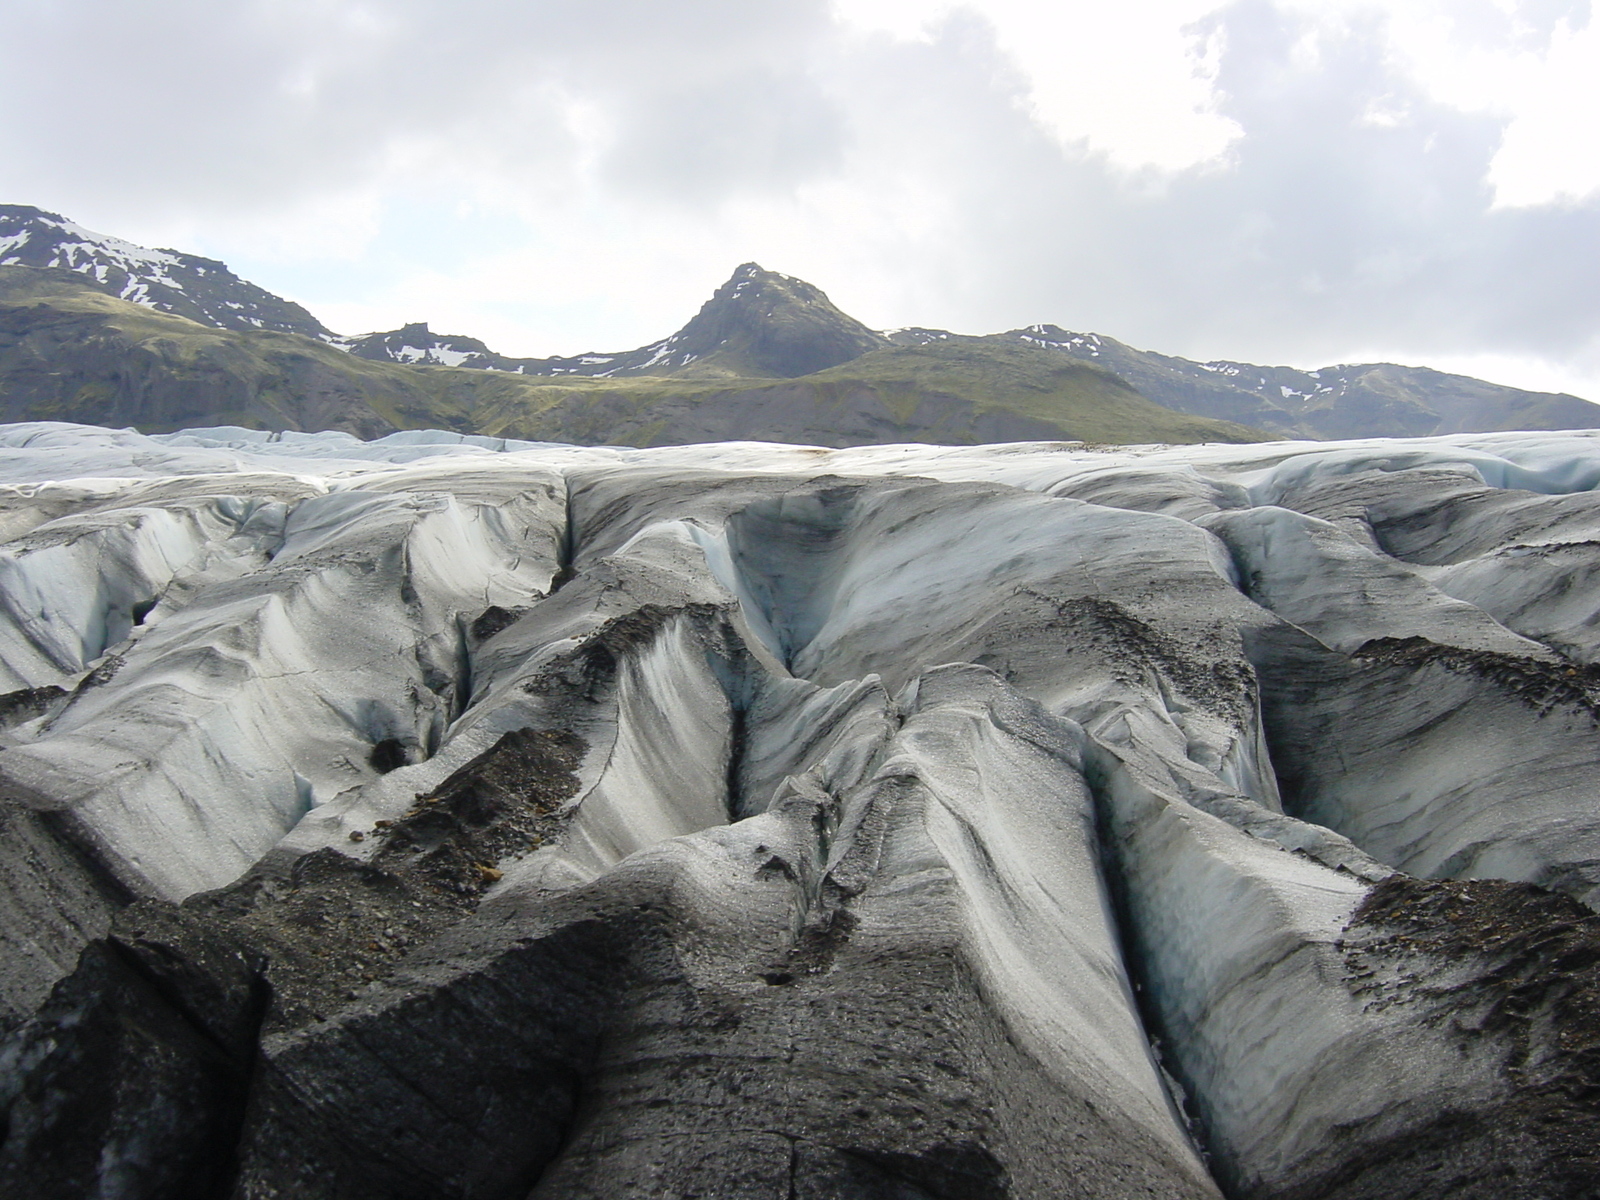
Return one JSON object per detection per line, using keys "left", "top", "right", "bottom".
{"left": 0, "top": 204, "right": 330, "bottom": 338}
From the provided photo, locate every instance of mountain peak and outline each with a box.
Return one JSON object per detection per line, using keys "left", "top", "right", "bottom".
{"left": 636, "top": 262, "right": 889, "bottom": 378}
{"left": 713, "top": 261, "right": 843, "bottom": 311}
{"left": 332, "top": 264, "right": 889, "bottom": 381}
{"left": 0, "top": 203, "right": 328, "bottom": 338}
{"left": 338, "top": 321, "right": 495, "bottom": 368}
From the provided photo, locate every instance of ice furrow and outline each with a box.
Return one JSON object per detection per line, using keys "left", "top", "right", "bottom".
{"left": 5, "top": 426, "right": 1600, "bottom": 1198}
{"left": 1, "top": 482, "right": 567, "bottom": 899}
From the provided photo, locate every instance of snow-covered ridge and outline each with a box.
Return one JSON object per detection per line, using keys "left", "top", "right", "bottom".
{"left": 0, "top": 214, "right": 186, "bottom": 305}
{"left": 0, "top": 204, "right": 329, "bottom": 338}
{"left": 1016, "top": 324, "right": 1104, "bottom": 356}
{"left": 0, "top": 210, "right": 187, "bottom": 308}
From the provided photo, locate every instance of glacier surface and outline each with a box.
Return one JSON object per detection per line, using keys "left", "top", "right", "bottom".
{"left": 2, "top": 422, "right": 1600, "bottom": 1199}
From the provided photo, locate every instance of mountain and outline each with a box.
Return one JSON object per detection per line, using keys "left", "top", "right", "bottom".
{"left": 605, "top": 262, "right": 890, "bottom": 378}
{"left": 0, "top": 205, "right": 330, "bottom": 339}
{"left": 339, "top": 322, "right": 501, "bottom": 368}
{"left": 2, "top": 427, "right": 1600, "bottom": 1195}
{"left": 346, "top": 263, "right": 891, "bottom": 380}
{"left": 334, "top": 274, "right": 1600, "bottom": 443}
{"left": 0, "top": 256, "right": 1265, "bottom": 447}
{"left": 453, "top": 329, "right": 1269, "bottom": 448}
{"left": 0, "top": 266, "right": 472, "bottom": 438}
{"left": 1001, "top": 325, "right": 1600, "bottom": 440}
{"left": 1, "top": 204, "right": 1594, "bottom": 445}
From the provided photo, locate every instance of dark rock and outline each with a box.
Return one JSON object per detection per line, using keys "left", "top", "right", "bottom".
{"left": 0, "top": 923, "right": 264, "bottom": 1200}
{"left": 0, "top": 685, "right": 64, "bottom": 730}
{"left": 374, "top": 726, "right": 584, "bottom": 899}
{"left": 1266, "top": 876, "right": 1600, "bottom": 1199}
{"left": 468, "top": 604, "right": 525, "bottom": 642}
{"left": 0, "top": 798, "right": 126, "bottom": 1036}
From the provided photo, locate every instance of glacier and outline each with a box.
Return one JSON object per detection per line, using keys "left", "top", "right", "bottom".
{"left": 1, "top": 422, "right": 1599, "bottom": 1198}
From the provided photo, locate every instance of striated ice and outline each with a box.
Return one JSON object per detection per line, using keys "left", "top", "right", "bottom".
{"left": 3, "top": 420, "right": 1600, "bottom": 1196}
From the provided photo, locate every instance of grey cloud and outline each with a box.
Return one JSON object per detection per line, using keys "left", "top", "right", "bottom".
{"left": 1152, "top": 0, "right": 1599, "bottom": 365}
{"left": 599, "top": 69, "right": 846, "bottom": 202}
{"left": 819, "top": 1, "right": 1600, "bottom": 374}
{"left": 2, "top": 0, "right": 1596, "bottom": 383}
{"left": 0, "top": 0, "right": 838, "bottom": 218}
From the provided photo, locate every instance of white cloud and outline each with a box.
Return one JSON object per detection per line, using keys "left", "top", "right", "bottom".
{"left": 834, "top": 0, "right": 1242, "bottom": 170}
{"left": 1486, "top": 17, "right": 1600, "bottom": 206}
{"left": 1257, "top": 0, "right": 1600, "bottom": 206}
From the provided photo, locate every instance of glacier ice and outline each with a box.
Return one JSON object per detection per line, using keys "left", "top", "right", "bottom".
{"left": 2, "top": 422, "right": 1600, "bottom": 1198}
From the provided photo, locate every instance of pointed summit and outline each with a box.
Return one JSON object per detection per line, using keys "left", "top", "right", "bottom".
{"left": 623, "top": 263, "right": 889, "bottom": 379}
{"left": 374, "top": 263, "right": 891, "bottom": 381}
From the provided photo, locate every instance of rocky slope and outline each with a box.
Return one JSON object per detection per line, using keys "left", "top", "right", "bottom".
{"left": 0, "top": 267, "right": 475, "bottom": 438}
{"left": 0, "top": 205, "right": 331, "bottom": 339}
{"left": 1, "top": 422, "right": 1599, "bottom": 1198}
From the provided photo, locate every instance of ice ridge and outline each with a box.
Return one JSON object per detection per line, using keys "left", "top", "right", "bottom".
{"left": 2, "top": 423, "right": 1600, "bottom": 1198}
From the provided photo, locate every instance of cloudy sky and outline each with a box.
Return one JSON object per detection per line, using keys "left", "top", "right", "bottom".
{"left": 4, "top": 0, "right": 1598, "bottom": 397}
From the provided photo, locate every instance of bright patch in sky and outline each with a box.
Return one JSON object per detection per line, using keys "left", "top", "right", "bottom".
{"left": 1275, "top": 0, "right": 1600, "bottom": 207}
{"left": 839, "top": 0, "right": 1600, "bottom": 201}
{"left": 834, "top": 0, "right": 1242, "bottom": 171}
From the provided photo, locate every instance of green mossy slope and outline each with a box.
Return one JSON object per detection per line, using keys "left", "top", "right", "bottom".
{"left": 0, "top": 268, "right": 1272, "bottom": 447}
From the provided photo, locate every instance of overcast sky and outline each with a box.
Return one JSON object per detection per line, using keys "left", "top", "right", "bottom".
{"left": 4, "top": 0, "right": 1598, "bottom": 398}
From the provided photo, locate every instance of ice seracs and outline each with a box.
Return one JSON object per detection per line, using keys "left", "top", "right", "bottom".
{"left": 2, "top": 421, "right": 1600, "bottom": 1198}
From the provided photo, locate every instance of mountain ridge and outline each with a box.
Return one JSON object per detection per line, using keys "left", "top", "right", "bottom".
{"left": 1, "top": 202, "right": 1594, "bottom": 445}
{"left": 342, "top": 262, "right": 890, "bottom": 381}
{"left": 0, "top": 205, "right": 331, "bottom": 340}
{"left": 1001, "top": 324, "right": 1600, "bottom": 441}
